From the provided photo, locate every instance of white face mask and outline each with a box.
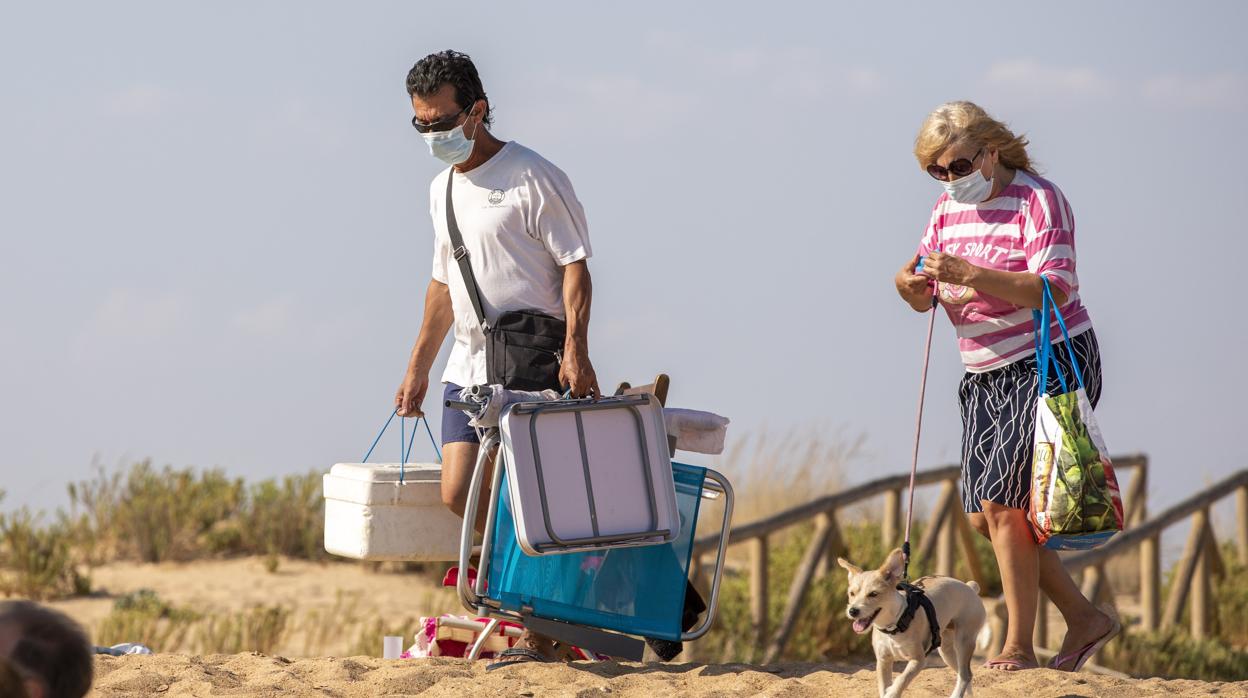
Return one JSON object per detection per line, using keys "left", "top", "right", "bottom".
{"left": 942, "top": 155, "right": 994, "bottom": 204}
{"left": 422, "top": 119, "right": 477, "bottom": 165}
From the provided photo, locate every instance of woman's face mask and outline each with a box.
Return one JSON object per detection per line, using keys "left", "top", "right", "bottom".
{"left": 943, "top": 167, "right": 993, "bottom": 204}
{"left": 941, "top": 150, "right": 995, "bottom": 204}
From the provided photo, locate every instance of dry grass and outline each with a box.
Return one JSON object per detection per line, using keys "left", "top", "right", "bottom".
{"left": 4, "top": 442, "right": 1247, "bottom": 678}
{"left": 65, "top": 462, "right": 328, "bottom": 565}
{"left": 68, "top": 462, "right": 246, "bottom": 563}
{"left": 710, "top": 426, "right": 861, "bottom": 536}
{"left": 91, "top": 588, "right": 436, "bottom": 657}
{"left": 0, "top": 497, "right": 91, "bottom": 601}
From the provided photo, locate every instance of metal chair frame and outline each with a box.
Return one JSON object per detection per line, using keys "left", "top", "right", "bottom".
{"left": 455, "top": 427, "right": 734, "bottom": 660}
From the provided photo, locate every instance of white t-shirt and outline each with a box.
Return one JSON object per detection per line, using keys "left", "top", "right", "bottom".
{"left": 430, "top": 141, "right": 592, "bottom": 388}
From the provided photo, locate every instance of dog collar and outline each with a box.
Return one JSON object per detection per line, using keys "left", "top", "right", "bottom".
{"left": 878, "top": 580, "right": 942, "bottom": 654}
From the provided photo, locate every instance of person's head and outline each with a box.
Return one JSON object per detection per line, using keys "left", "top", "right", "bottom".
{"left": 0, "top": 657, "right": 31, "bottom": 698}
{"left": 0, "top": 601, "right": 92, "bottom": 698}
{"left": 913, "top": 101, "right": 1034, "bottom": 204}
{"left": 405, "top": 49, "right": 492, "bottom": 165}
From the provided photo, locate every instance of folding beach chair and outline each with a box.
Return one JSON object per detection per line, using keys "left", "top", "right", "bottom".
{"left": 450, "top": 389, "right": 733, "bottom": 661}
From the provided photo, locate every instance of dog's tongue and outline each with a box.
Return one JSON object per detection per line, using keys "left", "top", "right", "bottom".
{"left": 853, "top": 617, "right": 871, "bottom": 634}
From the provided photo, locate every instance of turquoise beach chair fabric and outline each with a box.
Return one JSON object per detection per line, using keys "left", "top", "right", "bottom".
{"left": 486, "top": 462, "right": 706, "bottom": 642}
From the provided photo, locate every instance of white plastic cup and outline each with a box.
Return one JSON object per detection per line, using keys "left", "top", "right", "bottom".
{"left": 383, "top": 635, "right": 404, "bottom": 659}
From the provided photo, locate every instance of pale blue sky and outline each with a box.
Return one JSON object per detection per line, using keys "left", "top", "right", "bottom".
{"left": 2, "top": 2, "right": 1246, "bottom": 536}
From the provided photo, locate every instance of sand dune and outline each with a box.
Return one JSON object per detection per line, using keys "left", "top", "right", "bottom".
{"left": 89, "top": 654, "right": 1247, "bottom": 697}
{"left": 50, "top": 557, "right": 462, "bottom": 657}
{"left": 53, "top": 557, "right": 1247, "bottom": 696}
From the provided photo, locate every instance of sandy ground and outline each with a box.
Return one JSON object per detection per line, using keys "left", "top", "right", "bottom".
{"left": 50, "top": 557, "right": 462, "bottom": 657}
{"left": 89, "top": 655, "right": 1248, "bottom": 698}
{"left": 50, "top": 557, "right": 1247, "bottom": 697}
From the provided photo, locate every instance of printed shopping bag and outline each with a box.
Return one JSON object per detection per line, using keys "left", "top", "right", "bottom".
{"left": 1027, "top": 280, "right": 1124, "bottom": 550}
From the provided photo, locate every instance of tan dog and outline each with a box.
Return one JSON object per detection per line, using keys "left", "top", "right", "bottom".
{"left": 838, "top": 549, "right": 985, "bottom": 698}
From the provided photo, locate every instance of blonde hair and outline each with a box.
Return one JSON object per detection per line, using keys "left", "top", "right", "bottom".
{"left": 913, "top": 101, "right": 1035, "bottom": 174}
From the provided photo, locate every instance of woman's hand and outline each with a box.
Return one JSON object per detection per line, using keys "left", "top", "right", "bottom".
{"left": 895, "top": 255, "right": 935, "bottom": 311}
{"left": 920, "top": 253, "right": 1069, "bottom": 309}
{"left": 919, "top": 252, "right": 978, "bottom": 286}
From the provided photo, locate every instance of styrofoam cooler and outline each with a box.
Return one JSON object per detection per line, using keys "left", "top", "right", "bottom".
{"left": 323, "top": 462, "right": 463, "bottom": 561}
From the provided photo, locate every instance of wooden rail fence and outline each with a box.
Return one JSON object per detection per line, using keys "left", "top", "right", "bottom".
{"left": 691, "top": 454, "right": 1247, "bottom": 663}
{"left": 1061, "top": 467, "right": 1248, "bottom": 641}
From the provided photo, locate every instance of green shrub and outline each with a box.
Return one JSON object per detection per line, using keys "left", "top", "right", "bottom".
{"left": 69, "top": 461, "right": 245, "bottom": 563}
{"left": 1210, "top": 542, "right": 1248, "bottom": 649}
{"left": 239, "top": 473, "right": 326, "bottom": 561}
{"left": 1100, "top": 629, "right": 1248, "bottom": 680}
{"left": 66, "top": 462, "right": 326, "bottom": 563}
{"left": 196, "top": 605, "right": 293, "bottom": 655}
{"left": 96, "top": 590, "right": 292, "bottom": 655}
{"left": 0, "top": 507, "right": 90, "bottom": 601}
{"left": 95, "top": 590, "right": 201, "bottom": 651}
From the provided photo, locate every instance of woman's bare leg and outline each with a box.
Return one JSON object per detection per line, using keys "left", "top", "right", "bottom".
{"left": 980, "top": 501, "right": 1039, "bottom": 669}
{"left": 969, "top": 511, "right": 1113, "bottom": 668}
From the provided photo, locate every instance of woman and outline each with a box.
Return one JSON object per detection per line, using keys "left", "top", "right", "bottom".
{"left": 894, "top": 101, "right": 1119, "bottom": 671}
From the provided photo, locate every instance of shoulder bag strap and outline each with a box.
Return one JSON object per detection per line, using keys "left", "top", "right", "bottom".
{"left": 445, "top": 172, "right": 490, "bottom": 331}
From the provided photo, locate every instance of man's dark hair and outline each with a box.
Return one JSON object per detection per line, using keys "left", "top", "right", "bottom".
{"left": 406, "top": 49, "right": 493, "bottom": 127}
{"left": 0, "top": 601, "right": 92, "bottom": 698}
{"left": 0, "top": 657, "right": 31, "bottom": 698}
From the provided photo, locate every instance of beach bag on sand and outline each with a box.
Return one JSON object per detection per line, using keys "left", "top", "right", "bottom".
{"left": 1027, "top": 279, "right": 1124, "bottom": 550}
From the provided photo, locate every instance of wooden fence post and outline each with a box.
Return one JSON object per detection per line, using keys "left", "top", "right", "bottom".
{"left": 1191, "top": 510, "right": 1212, "bottom": 639}
{"left": 814, "top": 513, "right": 848, "bottom": 579}
{"left": 1123, "top": 461, "right": 1148, "bottom": 527}
{"left": 883, "top": 489, "right": 900, "bottom": 548}
{"left": 1203, "top": 521, "right": 1226, "bottom": 580}
{"left": 917, "top": 481, "right": 958, "bottom": 569}
{"left": 987, "top": 598, "right": 1007, "bottom": 659}
{"left": 954, "top": 509, "right": 988, "bottom": 591}
{"left": 937, "top": 501, "right": 957, "bottom": 577}
{"left": 1140, "top": 532, "right": 1160, "bottom": 632}
{"left": 764, "top": 511, "right": 838, "bottom": 664}
{"left": 1238, "top": 485, "right": 1248, "bottom": 567}
{"left": 690, "top": 554, "right": 711, "bottom": 604}
{"left": 1163, "top": 509, "right": 1208, "bottom": 630}
{"left": 750, "top": 537, "right": 769, "bottom": 650}
{"left": 1081, "top": 564, "right": 1104, "bottom": 605}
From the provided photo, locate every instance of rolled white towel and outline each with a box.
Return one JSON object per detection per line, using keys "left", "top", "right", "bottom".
{"left": 663, "top": 408, "right": 731, "bottom": 455}
{"left": 458, "top": 385, "right": 560, "bottom": 428}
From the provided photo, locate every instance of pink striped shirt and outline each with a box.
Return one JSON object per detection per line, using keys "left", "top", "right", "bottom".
{"left": 917, "top": 171, "right": 1093, "bottom": 373}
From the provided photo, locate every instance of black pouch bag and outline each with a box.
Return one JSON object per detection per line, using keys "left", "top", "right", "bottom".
{"left": 445, "top": 173, "right": 565, "bottom": 391}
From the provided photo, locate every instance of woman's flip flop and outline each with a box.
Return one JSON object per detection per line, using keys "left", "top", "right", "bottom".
{"left": 1049, "top": 605, "right": 1121, "bottom": 672}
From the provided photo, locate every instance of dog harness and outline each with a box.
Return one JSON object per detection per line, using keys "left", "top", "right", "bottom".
{"left": 879, "top": 580, "right": 942, "bottom": 654}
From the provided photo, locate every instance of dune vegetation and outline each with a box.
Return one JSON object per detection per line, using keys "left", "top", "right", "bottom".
{"left": 2, "top": 439, "right": 1246, "bottom": 680}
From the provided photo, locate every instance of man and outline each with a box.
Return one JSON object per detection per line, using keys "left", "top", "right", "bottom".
{"left": 394, "top": 50, "right": 598, "bottom": 664}
{"left": 0, "top": 601, "right": 93, "bottom": 698}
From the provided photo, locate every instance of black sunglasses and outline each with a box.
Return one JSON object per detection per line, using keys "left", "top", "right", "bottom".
{"left": 926, "top": 149, "right": 985, "bottom": 182}
{"left": 411, "top": 104, "right": 471, "bottom": 134}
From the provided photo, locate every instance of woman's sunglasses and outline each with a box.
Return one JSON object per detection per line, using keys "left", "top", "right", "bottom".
{"left": 411, "top": 105, "right": 471, "bottom": 134}
{"left": 926, "top": 149, "right": 984, "bottom": 182}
